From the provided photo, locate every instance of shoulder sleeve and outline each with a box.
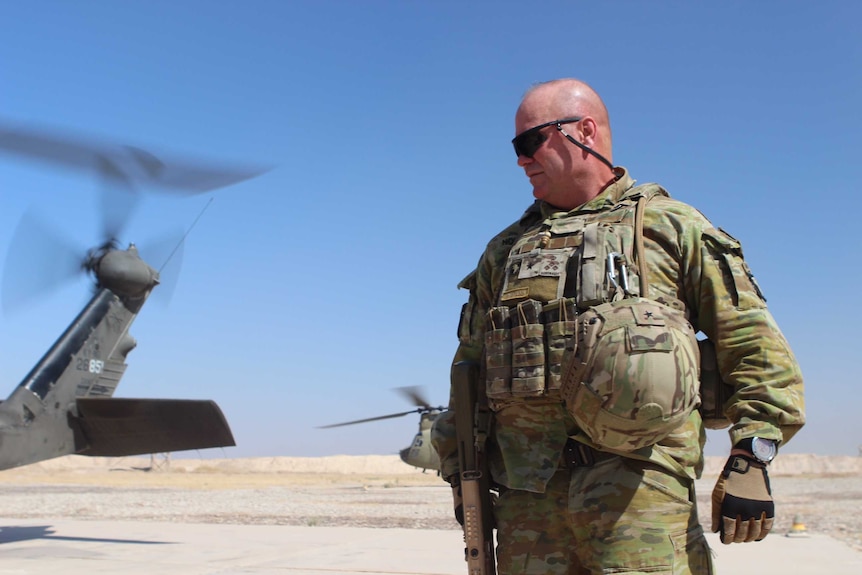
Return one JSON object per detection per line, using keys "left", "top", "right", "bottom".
{"left": 645, "top": 198, "right": 805, "bottom": 445}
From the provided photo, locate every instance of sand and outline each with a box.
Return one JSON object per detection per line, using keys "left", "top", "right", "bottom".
{"left": 1, "top": 453, "right": 860, "bottom": 551}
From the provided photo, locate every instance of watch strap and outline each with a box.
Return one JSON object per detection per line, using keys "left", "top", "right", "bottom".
{"left": 734, "top": 437, "right": 755, "bottom": 454}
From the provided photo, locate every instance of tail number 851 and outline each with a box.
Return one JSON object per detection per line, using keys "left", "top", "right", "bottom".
{"left": 76, "top": 358, "right": 105, "bottom": 374}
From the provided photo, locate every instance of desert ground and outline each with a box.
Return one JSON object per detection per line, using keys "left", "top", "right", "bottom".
{"left": 1, "top": 453, "right": 860, "bottom": 554}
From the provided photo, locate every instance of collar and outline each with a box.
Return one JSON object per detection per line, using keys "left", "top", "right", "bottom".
{"left": 539, "top": 166, "right": 635, "bottom": 219}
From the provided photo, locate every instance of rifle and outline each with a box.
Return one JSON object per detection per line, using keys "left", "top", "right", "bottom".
{"left": 453, "top": 360, "right": 496, "bottom": 575}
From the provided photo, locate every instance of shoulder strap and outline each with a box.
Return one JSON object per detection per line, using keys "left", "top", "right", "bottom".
{"left": 635, "top": 195, "right": 649, "bottom": 299}
{"left": 628, "top": 183, "right": 667, "bottom": 299}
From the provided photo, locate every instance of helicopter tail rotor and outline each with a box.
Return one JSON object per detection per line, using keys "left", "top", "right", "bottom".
{"left": 1, "top": 120, "right": 267, "bottom": 314}
{"left": 1, "top": 210, "right": 88, "bottom": 314}
{"left": 1, "top": 203, "right": 184, "bottom": 315}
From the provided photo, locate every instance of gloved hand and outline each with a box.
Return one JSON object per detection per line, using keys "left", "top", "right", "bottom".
{"left": 450, "top": 480, "right": 464, "bottom": 526}
{"left": 711, "top": 454, "right": 774, "bottom": 543}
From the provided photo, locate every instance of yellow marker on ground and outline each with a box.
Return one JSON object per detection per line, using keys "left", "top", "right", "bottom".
{"left": 786, "top": 515, "right": 809, "bottom": 537}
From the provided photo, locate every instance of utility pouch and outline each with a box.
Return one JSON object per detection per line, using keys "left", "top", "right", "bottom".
{"left": 572, "top": 218, "right": 636, "bottom": 309}
{"left": 561, "top": 297, "right": 700, "bottom": 451}
{"left": 574, "top": 221, "right": 606, "bottom": 308}
{"left": 698, "top": 338, "right": 734, "bottom": 429}
{"left": 543, "top": 298, "right": 577, "bottom": 393}
{"left": 484, "top": 306, "right": 512, "bottom": 400}
{"left": 511, "top": 299, "right": 545, "bottom": 396}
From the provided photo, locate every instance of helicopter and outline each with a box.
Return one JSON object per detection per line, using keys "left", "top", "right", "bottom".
{"left": 0, "top": 119, "right": 267, "bottom": 471}
{"left": 319, "top": 386, "right": 444, "bottom": 473}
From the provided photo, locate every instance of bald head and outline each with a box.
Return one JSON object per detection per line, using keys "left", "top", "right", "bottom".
{"left": 521, "top": 79, "right": 612, "bottom": 158}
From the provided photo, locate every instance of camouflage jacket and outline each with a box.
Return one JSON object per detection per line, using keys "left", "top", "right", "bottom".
{"left": 431, "top": 168, "right": 805, "bottom": 492}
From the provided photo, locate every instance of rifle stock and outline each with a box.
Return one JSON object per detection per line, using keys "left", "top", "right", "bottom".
{"left": 453, "top": 360, "right": 496, "bottom": 575}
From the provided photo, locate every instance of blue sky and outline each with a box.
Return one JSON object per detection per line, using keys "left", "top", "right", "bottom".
{"left": 1, "top": 1, "right": 859, "bottom": 459}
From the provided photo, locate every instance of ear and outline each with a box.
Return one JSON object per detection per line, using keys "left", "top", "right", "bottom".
{"left": 580, "top": 117, "right": 599, "bottom": 146}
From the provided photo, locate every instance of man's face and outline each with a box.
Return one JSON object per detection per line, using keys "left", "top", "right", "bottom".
{"left": 514, "top": 93, "right": 585, "bottom": 209}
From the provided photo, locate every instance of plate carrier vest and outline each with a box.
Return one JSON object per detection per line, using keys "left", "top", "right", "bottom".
{"left": 482, "top": 183, "right": 725, "bottom": 451}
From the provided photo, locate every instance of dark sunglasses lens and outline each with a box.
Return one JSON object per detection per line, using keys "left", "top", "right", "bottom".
{"left": 513, "top": 130, "right": 546, "bottom": 158}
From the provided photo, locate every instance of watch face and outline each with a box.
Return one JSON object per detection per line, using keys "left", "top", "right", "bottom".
{"left": 752, "top": 437, "right": 777, "bottom": 462}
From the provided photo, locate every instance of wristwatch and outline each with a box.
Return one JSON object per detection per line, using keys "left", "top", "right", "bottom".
{"left": 735, "top": 437, "right": 778, "bottom": 464}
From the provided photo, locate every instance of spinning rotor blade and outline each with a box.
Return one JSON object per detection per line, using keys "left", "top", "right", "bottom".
{"left": 0, "top": 119, "right": 270, "bottom": 195}
{"left": 396, "top": 386, "right": 433, "bottom": 409}
{"left": 98, "top": 155, "right": 140, "bottom": 244}
{"left": 1, "top": 210, "right": 86, "bottom": 314}
{"left": 124, "top": 146, "right": 270, "bottom": 194}
{"left": 317, "top": 408, "right": 423, "bottom": 429}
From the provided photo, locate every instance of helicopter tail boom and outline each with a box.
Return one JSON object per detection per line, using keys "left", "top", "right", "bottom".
{"left": 0, "top": 250, "right": 234, "bottom": 471}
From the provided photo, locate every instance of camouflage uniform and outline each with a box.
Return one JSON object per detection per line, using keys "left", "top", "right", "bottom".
{"left": 432, "top": 168, "right": 805, "bottom": 574}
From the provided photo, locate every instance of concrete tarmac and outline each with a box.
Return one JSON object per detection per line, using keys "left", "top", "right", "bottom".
{"left": 1, "top": 518, "right": 859, "bottom": 574}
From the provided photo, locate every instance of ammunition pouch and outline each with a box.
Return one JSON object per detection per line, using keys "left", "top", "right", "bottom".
{"left": 484, "top": 298, "right": 576, "bottom": 410}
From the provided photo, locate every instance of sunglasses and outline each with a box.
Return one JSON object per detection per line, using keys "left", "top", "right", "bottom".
{"left": 511, "top": 117, "right": 582, "bottom": 158}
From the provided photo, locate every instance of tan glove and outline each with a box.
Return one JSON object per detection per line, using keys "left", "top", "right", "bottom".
{"left": 711, "top": 454, "right": 774, "bottom": 543}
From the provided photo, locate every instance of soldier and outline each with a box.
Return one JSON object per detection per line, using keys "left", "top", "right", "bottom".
{"left": 431, "top": 78, "right": 805, "bottom": 575}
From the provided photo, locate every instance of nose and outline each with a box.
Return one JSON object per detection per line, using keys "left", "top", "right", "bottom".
{"left": 399, "top": 447, "right": 411, "bottom": 463}
{"left": 517, "top": 153, "right": 533, "bottom": 167}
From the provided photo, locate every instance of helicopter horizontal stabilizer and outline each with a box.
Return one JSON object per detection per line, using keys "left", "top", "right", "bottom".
{"left": 71, "top": 397, "right": 236, "bottom": 457}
